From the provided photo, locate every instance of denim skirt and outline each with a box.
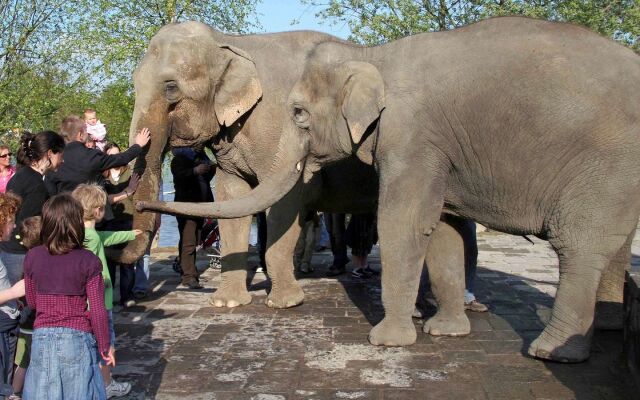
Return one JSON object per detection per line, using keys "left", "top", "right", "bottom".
{"left": 24, "top": 327, "right": 106, "bottom": 400}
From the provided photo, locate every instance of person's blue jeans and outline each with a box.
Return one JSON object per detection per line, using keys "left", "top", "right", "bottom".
{"left": 133, "top": 252, "right": 150, "bottom": 295}
{"left": 24, "top": 327, "right": 106, "bottom": 400}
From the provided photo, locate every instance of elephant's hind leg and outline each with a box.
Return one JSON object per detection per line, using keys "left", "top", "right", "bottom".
{"left": 527, "top": 229, "right": 630, "bottom": 363}
{"left": 594, "top": 229, "right": 635, "bottom": 330}
{"left": 422, "top": 217, "right": 470, "bottom": 336}
{"left": 210, "top": 172, "right": 252, "bottom": 308}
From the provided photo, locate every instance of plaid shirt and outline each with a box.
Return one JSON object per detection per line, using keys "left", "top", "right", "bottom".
{"left": 24, "top": 247, "right": 110, "bottom": 355}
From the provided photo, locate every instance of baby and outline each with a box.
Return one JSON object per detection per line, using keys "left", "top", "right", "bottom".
{"left": 84, "top": 108, "right": 107, "bottom": 151}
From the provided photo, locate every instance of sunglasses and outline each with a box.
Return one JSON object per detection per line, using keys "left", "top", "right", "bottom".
{"left": 0, "top": 153, "right": 11, "bottom": 158}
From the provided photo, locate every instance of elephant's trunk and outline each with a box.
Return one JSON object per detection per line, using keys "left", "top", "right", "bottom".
{"left": 137, "top": 127, "right": 308, "bottom": 219}
{"left": 112, "top": 97, "right": 169, "bottom": 264}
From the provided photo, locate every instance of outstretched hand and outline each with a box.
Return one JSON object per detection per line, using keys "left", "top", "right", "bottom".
{"left": 135, "top": 127, "right": 151, "bottom": 147}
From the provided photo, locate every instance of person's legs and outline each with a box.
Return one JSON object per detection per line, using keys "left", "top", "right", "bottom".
{"left": 349, "top": 213, "right": 378, "bottom": 278}
{"left": 179, "top": 218, "right": 201, "bottom": 287}
{"left": 325, "top": 213, "right": 348, "bottom": 276}
{"left": 133, "top": 247, "right": 151, "bottom": 298}
{"left": 12, "top": 332, "right": 30, "bottom": 397}
{"left": 460, "top": 220, "right": 487, "bottom": 312}
{"left": 0, "top": 327, "right": 17, "bottom": 396}
{"left": 316, "top": 212, "right": 330, "bottom": 250}
{"left": 299, "top": 220, "right": 316, "bottom": 273}
{"left": 119, "top": 264, "right": 136, "bottom": 307}
{"left": 257, "top": 212, "right": 267, "bottom": 270}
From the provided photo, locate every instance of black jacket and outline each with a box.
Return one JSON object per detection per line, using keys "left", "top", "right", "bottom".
{"left": 45, "top": 141, "right": 142, "bottom": 195}
{"left": 1, "top": 167, "right": 49, "bottom": 254}
{"left": 171, "top": 151, "right": 215, "bottom": 203}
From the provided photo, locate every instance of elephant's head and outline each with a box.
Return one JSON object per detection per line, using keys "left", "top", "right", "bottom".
{"left": 118, "top": 21, "right": 263, "bottom": 263}
{"left": 135, "top": 45, "right": 382, "bottom": 223}
{"left": 286, "top": 55, "right": 385, "bottom": 182}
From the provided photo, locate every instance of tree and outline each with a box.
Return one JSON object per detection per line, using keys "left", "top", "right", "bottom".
{"left": 80, "top": 0, "right": 262, "bottom": 81}
{"left": 303, "top": 0, "right": 639, "bottom": 51}
{"left": 0, "top": 0, "right": 91, "bottom": 135}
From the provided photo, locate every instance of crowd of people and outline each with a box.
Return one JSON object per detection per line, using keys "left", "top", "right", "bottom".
{"left": 0, "top": 109, "right": 150, "bottom": 399}
{"left": 0, "top": 109, "right": 488, "bottom": 399}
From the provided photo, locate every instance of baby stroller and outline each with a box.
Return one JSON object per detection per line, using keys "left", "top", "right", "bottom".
{"left": 172, "top": 218, "right": 222, "bottom": 274}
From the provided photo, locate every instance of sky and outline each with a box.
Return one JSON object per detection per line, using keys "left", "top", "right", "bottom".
{"left": 256, "top": 0, "right": 350, "bottom": 38}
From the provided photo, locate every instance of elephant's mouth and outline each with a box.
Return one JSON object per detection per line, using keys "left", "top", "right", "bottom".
{"left": 167, "top": 100, "right": 219, "bottom": 149}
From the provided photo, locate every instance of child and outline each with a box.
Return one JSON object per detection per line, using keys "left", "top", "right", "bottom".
{"left": 84, "top": 109, "right": 107, "bottom": 151}
{"left": 72, "top": 184, "right": 140, "bottom": 398}
{"left": 8, "top": 216, "right": 41, "bottom": 400}
{"left": 0, "top": 193, "right": 21, "bottom": 397}
{"left": 23, "top": 193, "right": 113, "bottom": 399}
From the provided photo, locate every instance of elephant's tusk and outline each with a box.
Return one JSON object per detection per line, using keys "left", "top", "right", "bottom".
{"left": 296, "top": 161, "right": 301, "bottom": 172}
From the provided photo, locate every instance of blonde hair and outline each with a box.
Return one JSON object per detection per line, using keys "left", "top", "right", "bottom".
{"left": 71, "top": 183, "right": 107, "bottom": 221}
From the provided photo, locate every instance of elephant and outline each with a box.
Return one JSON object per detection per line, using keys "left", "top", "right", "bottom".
{"left": 117, "top": 21, "right": 385, "bottom": 309}
{"left": 139, "top": 17, "right": 640, "bottom": 363}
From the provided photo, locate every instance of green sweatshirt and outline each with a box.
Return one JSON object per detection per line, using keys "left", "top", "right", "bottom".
{"left": 84, "top": 227, "right": 136, "bottom": 310}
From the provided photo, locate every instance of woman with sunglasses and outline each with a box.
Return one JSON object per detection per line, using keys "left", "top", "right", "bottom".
{"left": 0, "top": 146, "right": 15, "bottom": 194}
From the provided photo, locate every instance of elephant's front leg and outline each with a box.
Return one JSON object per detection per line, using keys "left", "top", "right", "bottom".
{"left": 264, "top": 180, "right": 305, "bottom": 308}
{"left": 210, "top": 171, "right": 252, "bottom": 308}
{"left": 422, "top": 216, "right": 470, "bottom": 336}
{"left": 368, "top": 167, "right": 446, "bottom": 346}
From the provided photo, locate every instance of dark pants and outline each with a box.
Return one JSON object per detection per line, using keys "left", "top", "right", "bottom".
{"left": 177, "top": 217, "right": 202, "bottom": 284}
{"left": 107, "top": 260, "right": 135, "bottom": 306}
{"left": 257, "top": 212, "right": 267, "bottom": 268}
{"left": 0, "top": 325, "right": 18, "bottom": 395}
{"left": 324, "top": 213, "right": 348, "bottom": 267}
{"left": 345, "top": 213, "right": 377, "bottom": 257}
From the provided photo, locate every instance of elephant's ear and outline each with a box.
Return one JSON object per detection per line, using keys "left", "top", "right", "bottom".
{"left": 214, "top": 44, "right": 263, "bottom": 127}
{"left": 340, "top": 61, "right": 385, "bottom": 144}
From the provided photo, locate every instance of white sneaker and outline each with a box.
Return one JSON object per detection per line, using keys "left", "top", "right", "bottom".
{"left": 106, "top": 378, "right": 132, "bottom": 398}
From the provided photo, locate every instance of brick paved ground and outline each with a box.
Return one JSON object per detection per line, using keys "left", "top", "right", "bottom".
{"left": 111, "top": 230, "right": 638, "bottom": 399}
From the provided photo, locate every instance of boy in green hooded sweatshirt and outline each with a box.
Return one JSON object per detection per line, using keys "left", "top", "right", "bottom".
{"left": 72, "top": 183, "right": 141, "bottom": 399}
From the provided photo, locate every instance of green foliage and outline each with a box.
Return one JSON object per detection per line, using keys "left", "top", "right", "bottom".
{"left": 304, "top": 0, "right": 640, "bottom": 51}
{"left": 79, "top": 0, "right": 262, "bottom": 81}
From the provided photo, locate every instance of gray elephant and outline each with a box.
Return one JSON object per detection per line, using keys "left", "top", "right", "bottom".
{"left": 118, "top": 22, "right": 385, "bottom": 309}
{"left": 140, "top": 17, "right": 640, "bottom": 363}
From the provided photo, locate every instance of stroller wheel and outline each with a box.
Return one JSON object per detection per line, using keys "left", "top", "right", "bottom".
{"left": 172, "top": 256, "right": 183, "bottom": 275}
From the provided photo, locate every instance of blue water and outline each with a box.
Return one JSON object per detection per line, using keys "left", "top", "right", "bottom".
{"left": 157, "top": 166, "right": 258, "bottom": 247}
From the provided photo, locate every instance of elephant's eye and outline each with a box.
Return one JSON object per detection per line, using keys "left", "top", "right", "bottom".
{"left": 292, "top": 106, "right": 310, "bottom": 128}
{"left": 164, "top": 81, "right": 181, "bottom": 103}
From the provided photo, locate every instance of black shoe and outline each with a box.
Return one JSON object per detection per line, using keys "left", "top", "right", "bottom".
{"left": 351, "top": 265, "right": 379, "bottom": 279}
{"left": 180, "top": 280, "right": 203, "bottom": 289}
{"left": 133, "top": 291, "right": 147, "bottom": 300}
{"left": 326, "top": 264, "right": 346, "bottom": 277}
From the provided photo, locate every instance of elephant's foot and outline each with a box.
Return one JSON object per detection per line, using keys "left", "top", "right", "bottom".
{"left": 266, "top": 283, "right": 304, "bottom": 308}
{"left": 423, "top": 312, "right": 470, "bottom": 336}
{"left": 210, "top": 286, "right": 252, "bottom": 308}
{"left": 527, "top": 331, "right": 590, "bottom": 363}
{"left": 368, "top": 317, "right": 417, "bottom": 346}
{"left": 594, "top": 302, "right": 623, "bottom": 330}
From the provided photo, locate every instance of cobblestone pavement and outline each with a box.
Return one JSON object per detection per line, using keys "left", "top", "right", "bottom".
{"left": 111, "top": 230, "right": 638, "bottom": 399}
